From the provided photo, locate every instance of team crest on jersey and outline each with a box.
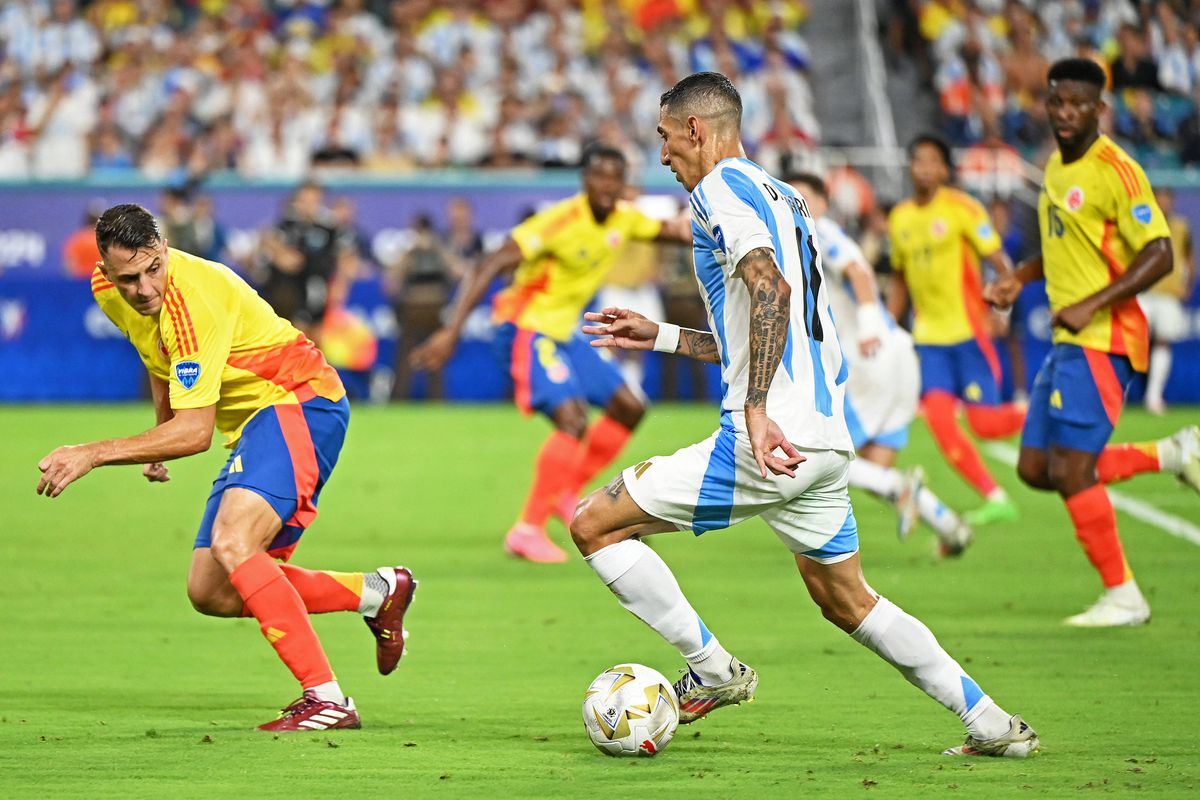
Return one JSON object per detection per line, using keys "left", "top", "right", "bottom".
{"left": 1132, "top": 203, "right": 1153, "bottom": 224}
{"left": 930, "top": 219, "right": 947, "bottom": 238}
{"left": 1065, "top": 187, "right": 1085, "bottom": 212}
{"left": 175, "top": 360, "right": 201, "bottom": 389}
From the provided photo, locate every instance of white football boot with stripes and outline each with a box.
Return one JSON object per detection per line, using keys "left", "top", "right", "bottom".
{"left": 673, "top": 658, "right": 758, "bottom": 724}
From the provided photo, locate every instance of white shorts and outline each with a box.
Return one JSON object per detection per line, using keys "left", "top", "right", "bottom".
{"left": 845, "top": 328, "right": 920, "bottom": 449}
{"left": 1139, "top": 293, "right": 1189, "bottom": 343}
{"left": 623, "top": 429, "right": 859, "bottom": 563}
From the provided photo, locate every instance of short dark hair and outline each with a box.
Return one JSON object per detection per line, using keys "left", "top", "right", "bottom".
{"left": 659, "top": 71, "right": 742, "bottom": 130}
{"left": 1047, "top": 57, "right": 1106, "bottom": 90}
{"left": 581, "top": 143, "right": 627, "bottom": 171}
{"left": 786, "top": 171, "right": 827, "bottom": 199}
{"left": 95, "top": 203, "right": 162, "bottom": 257}
{"left": 907, "top": 133, "right": 954, "bottom": 169}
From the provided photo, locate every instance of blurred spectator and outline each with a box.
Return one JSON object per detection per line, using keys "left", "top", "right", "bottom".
{"left": 159, "top": 187, "right": 202, "bottom": 255}
{"left": 387, "top": 213, "right": 462, "bottom": 400}
{"left": 191, "top": 193, "right": 230, "bottom": 264}
{"left": 258, "top": 181, "right": 354, "bottom": 333}
{"left": 26, "top": 66, "right": 97, "bottom": 178}
{"left": 959, "top": 115, "right": 1026, "bottom": 200}
{"left": 61, "top": 200, "right": 104, "bottom": 278}
{"left": 1111, "top": 23, "right": 1161, "bottom": 91}
{"left": 444, "top": 195, "right": 483, "bottom": 269}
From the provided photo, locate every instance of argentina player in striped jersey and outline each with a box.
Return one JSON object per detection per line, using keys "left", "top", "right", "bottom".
{"left": 573, "top": 72, "right": 1039, "bottom": 757}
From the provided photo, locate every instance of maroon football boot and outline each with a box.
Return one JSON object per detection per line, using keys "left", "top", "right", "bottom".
{"left": 364, "top": 566, "right": 417, "bottom": 675}
{"left": 257, "top": 692, "right": 361, "bottom": 732}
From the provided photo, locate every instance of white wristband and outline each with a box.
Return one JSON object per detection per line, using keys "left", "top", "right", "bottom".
{"left": 856, "top": 303, "right": 887, "bottom": 342}
{"left": 653, "top": 322, "right": 681, "bottom": 353}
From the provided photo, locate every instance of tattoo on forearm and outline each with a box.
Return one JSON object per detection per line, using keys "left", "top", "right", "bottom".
{"left": 741, "top": 247, "right": 790, "bottom": 409}
{"left": 679, "top": 329, "right": 720, "bottom": 363}
{"left": 603, "top": 473, "right": 626, "bottom": 501}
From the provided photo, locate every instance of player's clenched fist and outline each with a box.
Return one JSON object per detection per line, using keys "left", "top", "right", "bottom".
{"left": 143, "top": 462, "right": 171, "bottom": 483}
{"left": 36, "top": 444, "right": 97, "bottom": 498}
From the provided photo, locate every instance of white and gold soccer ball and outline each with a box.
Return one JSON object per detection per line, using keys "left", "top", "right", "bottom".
{"left": 582, "top": 663, "right": 680, "bottom": 757}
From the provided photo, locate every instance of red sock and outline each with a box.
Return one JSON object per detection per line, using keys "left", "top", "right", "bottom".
{"left": 563, "top": 416, "right": 633, "bottom": 498}
{"left": 921, "top": 391, "right": 999, "bottom": 498}
{"left": 229, "top": 552, "right": 335, "bottom": 689}
{"left": 1097, "top": 442, "right": 1161, "bottom": 484}
{"left": 1065, "top": 484, "right": 1131, "bottom": 588}
{"left": 520, "top": 430, "right": 582, "bottom": 526}
{"left": 964, "top": 403, "right": 1025, "bottom": 439}
{"left": 239, "top": 566, "right": 364, "bottom": 617}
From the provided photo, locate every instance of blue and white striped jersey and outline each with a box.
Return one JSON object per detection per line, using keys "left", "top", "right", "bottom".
{"left": 689, "top": 157, "right": 853, "bottom": 452}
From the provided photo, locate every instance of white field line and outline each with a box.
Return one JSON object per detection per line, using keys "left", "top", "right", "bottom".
{"left": 983, "top": 442, "right": 1200, "bottom": 548}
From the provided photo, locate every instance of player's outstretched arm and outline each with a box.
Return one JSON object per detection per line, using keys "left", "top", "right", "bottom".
{"left": 740, "top": 247, "right": 805, "bottom": 479}
{"left": 36, "top": 405, "right": 216, "bottom": 498}
{"left": 582, "top": 307, "right": 721, "bottom": 363}
{"left": 885, "top": 273, "right": 910, "bottom": 326}
{"left": 409, "top": 238, "right": 524, "bottom": 370}
{"left": 842, "top": 256, "right": 886, "bottom": 357}
{"left": 1053, "top": 238, "right": 1172, "bottom": 333}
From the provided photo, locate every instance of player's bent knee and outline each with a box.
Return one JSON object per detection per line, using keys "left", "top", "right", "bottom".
{"left": 187, "top": 582, "right": 241, "bottom": 617}
{"left": 569, "top": 493, "right": 610, "bottom": 555}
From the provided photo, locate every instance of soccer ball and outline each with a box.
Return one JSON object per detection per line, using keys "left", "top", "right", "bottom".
{"left": 582, "top": 663, "right": 680, "bottom": 757}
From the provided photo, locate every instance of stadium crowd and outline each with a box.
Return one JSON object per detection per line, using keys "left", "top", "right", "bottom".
{"left": 0, "top": 0, "right": 814, "bottom": 180}
{"left": 898, "top": 0, "right": 1200, "bottom": 167}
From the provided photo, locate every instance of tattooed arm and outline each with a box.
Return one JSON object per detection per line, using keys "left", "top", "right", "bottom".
{"left": 738, "top": 247, "right": 804, "bottom": 478}
{"left": 741, "top": 247, "right": 791, "bottom": 409}
{"left": 581, "top": 307, "right": 721, "bottom": 364}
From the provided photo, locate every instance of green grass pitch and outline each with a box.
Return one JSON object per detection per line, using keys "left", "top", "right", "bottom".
{"left": 2, "top": 403, "right": 1198, "bottom": 798}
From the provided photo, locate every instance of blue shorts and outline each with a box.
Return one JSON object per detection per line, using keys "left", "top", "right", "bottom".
{"left": 916, "top": 338, "right": 1002, "bottom": 405}
{"left": 493, "top": 322, "right": 627, "bottom": 416}
{"left": 1023, "top": 344, "right": 1136, "bottom": 454}
{"left": 195, "top": 396, "right": 350, "bottom": 561}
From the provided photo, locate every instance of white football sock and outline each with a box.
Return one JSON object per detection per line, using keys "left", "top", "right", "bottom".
{"left": 308, "top": 680, "right": 346, "bottom": 705}
{"left": 586, "top": 539, "right": 734, "bottom": 685}
{"left": 851, "top": 596, "right": 1011, "bottom": 741}
{"left": 848, "top": 459, "right": 902, "bottom": 501}
{"left": 357, "top": 569, "right": 392, "bottom": 617}
{"left": 1145, "top": 344, "right": 1172, "bottom": 408}
{"left": 917, "top": 487, "right": 960, "bottom": 538}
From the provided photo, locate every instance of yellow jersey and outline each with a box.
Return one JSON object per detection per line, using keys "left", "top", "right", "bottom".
{"left": 888, "top": 186, "right": 1002, "bottom": 345}
{"left": 492, "top": 193, "right": 662, "bottom": 341}
{"left": 92, "top": 248, "right": 345, "bottom": 447}
{"left": 1038, "top": 135, "right": 1171, "bottom": 371}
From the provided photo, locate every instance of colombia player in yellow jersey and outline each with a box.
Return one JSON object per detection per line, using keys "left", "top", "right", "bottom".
{"left": 36, "top": 205, "right": 417, "bottom": 731}
{"left": 988, "top": 59, "right": 1200, "bottom": 627}
{"left": 411, "top": 146, "right": 690, "bottom": 563}
{"left": 887, "top": 135, "right": 1025, "bottom": 527}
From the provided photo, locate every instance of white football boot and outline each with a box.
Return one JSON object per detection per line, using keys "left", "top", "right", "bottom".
{"left": 943, "top": 714, "right": 1040, "bottom": 758}
{"left": 1064, "top": 581, "right": 1151, "bottom": 627}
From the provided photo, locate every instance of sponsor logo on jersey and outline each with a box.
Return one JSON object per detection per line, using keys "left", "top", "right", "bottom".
{"left": 976, "top": 222, "right": 993, "bottom": 240}
{"left": 1065, "top": 187, "right": 1085, "bottom": 211}
{"left": 175, "top": 360, "right": 201, "bottom": 389}
{"left": 1132, "top": 203, "right": 1153, "bottom": 224}
{"left": 712, "top": 224, "right": 727, "bottom": 253}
